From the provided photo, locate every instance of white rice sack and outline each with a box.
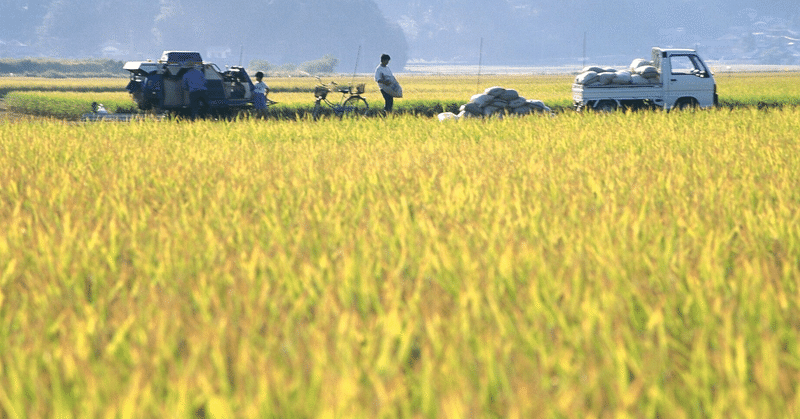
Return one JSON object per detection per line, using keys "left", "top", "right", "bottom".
{"left": 612, "top": 70, "right": 632, "bottom": 85}
{"left": 636, "top": 65, "right": 658, "bottom": 76}
{"left": 438, "top": 112, "right": 459, "bottom": 121}
{"left": 462, "top": 102, "right": 482, "bottom": 115}
{"left": 483, "top": 105, "right": 503, "bottom": 116}
{"left": 630, "top": 58, "right": 651, "bottom": 72}
{"left": 508, "top": 97, "right": 528, "bottom": 108}
{"left": 526, "top": 99, "right": 547, "bottom": 110}
{"left": 630, "top": 74, "right": 649, "bottom": 85}
{"left": 581, "top": 66, "right": 605, "bottom": 73}
{"left": 642, "top": 74, "right": 660, "bottom": 82}
{"left": 390, "top": 82, "right": 403, "bottom": 98}
{"left": 462, "top": 110, "right": 482, "bottom": 118}
{"left": 381, "top": 75, "right": 403, "bottom": 98}
{"left": 602, "top": 67, "right": 618, "bottom": 73}
{"left": 597, "top": 72, "right": 616, "bottom": 85}
{"left": 484, "top": 86, "right": 506, "bottom": 97}
{"left": 470, "top": 93, "right": 495, "bottom": 108}
{"left": 499, "top": 89, "right": 519, "bottom": 101}
{"left": 575, "top": 71, "right": 598, "bottom": 85}
{"left": 492, "top": 99, "right": 509, "bottom": 109}
{"left": 514, "top": 106, "right": 532, "bottom": 115}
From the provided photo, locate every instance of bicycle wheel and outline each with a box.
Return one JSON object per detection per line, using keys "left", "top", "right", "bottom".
{"left": 342, "top": 96, "right": 369, "bottom": 117}
{"left": 312, "top": 100, "right": 324, "bottom": 120}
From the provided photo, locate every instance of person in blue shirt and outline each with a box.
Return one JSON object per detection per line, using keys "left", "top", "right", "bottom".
{"left": 182, "top": 65, "right": 209, "bottom": 120}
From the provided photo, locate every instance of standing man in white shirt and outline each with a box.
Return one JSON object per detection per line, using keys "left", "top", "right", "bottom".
{"left": 374, "top": 54, "right": 395, "bottom": 114}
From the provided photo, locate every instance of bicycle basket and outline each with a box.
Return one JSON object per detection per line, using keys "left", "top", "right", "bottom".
{"left": 355, "top": 83, "right": 365, "bottom": 94}
{"left": 314, "top": 86, "right": 329, "bottom": 98}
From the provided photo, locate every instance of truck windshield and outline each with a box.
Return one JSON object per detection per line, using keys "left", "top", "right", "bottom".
{"left": 670, "top": 55, "right": 706, "bottom": 76}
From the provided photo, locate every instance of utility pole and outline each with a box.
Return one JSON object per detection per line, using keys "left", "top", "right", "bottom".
{"left": 477, "top": 37, "right": 483, "bottom": 93}
{"left": 583, "top": 32, "right": 587, "bottom": 68}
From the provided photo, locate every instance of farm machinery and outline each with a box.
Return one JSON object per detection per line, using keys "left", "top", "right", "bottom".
{"left": 124, "top": 51, "right": 256, "bottom": 117}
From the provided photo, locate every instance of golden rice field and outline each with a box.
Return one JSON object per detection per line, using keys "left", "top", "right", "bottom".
{"left": 2, "top": 71, "right": 800, "bottom": 120}
{"left": 1, "top": 73, "right": 800, "bottom": 418}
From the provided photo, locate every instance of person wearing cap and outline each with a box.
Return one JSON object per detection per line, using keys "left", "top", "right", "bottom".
{"left": 182, "top": 65, "right": 209, "bottom": 120}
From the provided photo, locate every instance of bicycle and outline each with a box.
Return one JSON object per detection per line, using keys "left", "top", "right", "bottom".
{"left": 312, "top": 78, "right": 369, "bottom": 120}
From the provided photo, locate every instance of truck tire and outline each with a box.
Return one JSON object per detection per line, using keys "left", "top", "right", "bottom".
{"left": 675, "top": 98, "right": 698, "bottom": 111}
{"left": 595, "top": 100, "right": 617, "bottom": 113}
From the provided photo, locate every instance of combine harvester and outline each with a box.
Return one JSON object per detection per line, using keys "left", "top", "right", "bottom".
{"left": 88, "top": 51, "right": 258, "bottom": 121}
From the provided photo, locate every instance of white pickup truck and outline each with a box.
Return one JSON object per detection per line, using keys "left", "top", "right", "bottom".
{"left": 572, "top": 47, "right": 718, "bottom": 112}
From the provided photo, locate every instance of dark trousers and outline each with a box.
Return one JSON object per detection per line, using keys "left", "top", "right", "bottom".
{"left": 189, "top": 89, "right": 209, "bottom": 120}
{"left": 381, "top": 89, "right": 393, "bottom": 112}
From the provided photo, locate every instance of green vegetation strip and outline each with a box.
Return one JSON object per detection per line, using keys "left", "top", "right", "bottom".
{"left": 2, "top": 72, "right": 799, "bottom": 119}
{"left": 5, "top": 91, "right": 136, "bottom": 119}
{"left": 0, "top": 57, "right": 127, "bottom": 79}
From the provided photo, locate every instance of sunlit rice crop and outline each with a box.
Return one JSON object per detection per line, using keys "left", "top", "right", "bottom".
{"left": 1, "top": 108, "right": 799, "bottom": 418}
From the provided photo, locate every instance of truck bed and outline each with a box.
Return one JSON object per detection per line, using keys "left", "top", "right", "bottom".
{"left": 572, "top": 82, "right": 664, "bottom": 103}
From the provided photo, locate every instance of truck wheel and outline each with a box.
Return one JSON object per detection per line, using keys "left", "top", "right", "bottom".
{"left": 595, "top": 100, "right": 617, "bottom": 113}
{"left": 676, "top": 98, "right": 698, "bottom": 111}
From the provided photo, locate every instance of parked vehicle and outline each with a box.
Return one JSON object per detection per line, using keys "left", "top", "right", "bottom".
{"left": 124, "top": 51, "right": 255, "bottom": 117}
{"left": 572, "top": 47, "right": 718, "bottom": 112}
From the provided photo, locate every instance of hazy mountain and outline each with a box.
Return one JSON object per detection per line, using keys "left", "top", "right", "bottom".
{"left": 372, "top": 0, "right": 800, "bottom": 65}
{"left": 1, "top": 0, "right": 799, "bottom": 68}
{"left": 0, "top": 0, "right": 408, "bottom": 71}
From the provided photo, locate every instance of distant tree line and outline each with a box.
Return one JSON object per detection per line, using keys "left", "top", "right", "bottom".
{"left": 249, "top": 55, "right": 339, "bottom": 76}
{"left": 0, "top": 58, "right": 127, "bottom": 78}
{"left": 0, "top": 55, "right": 341, "bottom": 78}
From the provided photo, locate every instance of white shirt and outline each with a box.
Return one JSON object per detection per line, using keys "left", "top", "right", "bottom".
{"left": 375, "top": 64, "right": 393, "bottom": 86}
{"left": 254, "top": 81, "right": 268, "bottom": 95}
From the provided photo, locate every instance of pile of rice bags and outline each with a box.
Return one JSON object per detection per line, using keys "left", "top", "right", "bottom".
{"left": 574, "top": 58, "right": 661, "bottom": 86}
{"left": 438, "top": 86, "right": 552, "bottom": 120}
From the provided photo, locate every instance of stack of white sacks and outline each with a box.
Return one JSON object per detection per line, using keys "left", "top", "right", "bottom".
{"left": 438, "top": 86, "right": 552, "bottom": 120}
{"left": 574, "top": 58, "right": 661, "bottom": 86}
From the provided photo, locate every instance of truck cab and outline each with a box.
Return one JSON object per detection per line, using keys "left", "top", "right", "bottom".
{"left": 653, "top": 48, "right": 718, "bottom": 110}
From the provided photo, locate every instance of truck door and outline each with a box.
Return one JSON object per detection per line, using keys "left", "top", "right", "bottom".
{"left": 664, "top": 54, "right": 715, "bottom": 109}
